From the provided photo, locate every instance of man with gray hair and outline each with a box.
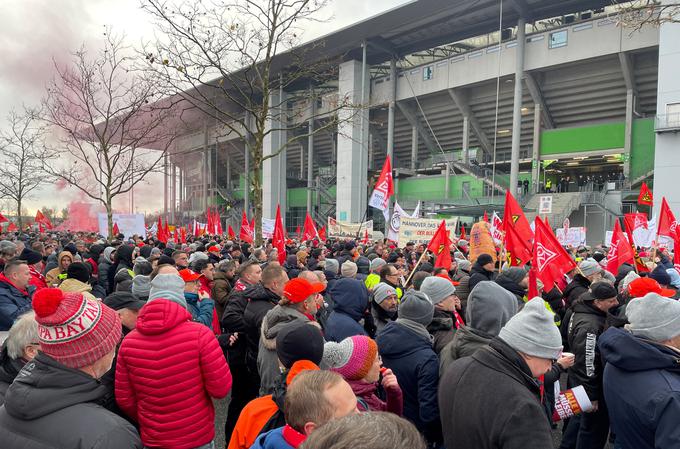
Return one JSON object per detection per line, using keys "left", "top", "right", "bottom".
{"left": 0, "top": 311, "right": 39, "bottom": 405}
{"left": 0, "top": 241, "right": 18, "bottom": 271}
{"left": 599, "top": 293, "right": 680, "bottom": 448}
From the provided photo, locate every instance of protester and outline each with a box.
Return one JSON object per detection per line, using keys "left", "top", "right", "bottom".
{"left": 376, "top": 290, "right": 441, "bottom": 446}
{"left": 300, "top": 412, "right": 426, "bottom": 449}
{"left": 325, "top": 277, "right": 370, "bottom": 342}
{"left": 250, "top": 370, "right": 358, "bottom": 449}
{"left": 0, "top": 311, "right": 38, "bottom": 405}
{"left": 22, "top": 249, "right": 47, "bottom": 291}
{"left": 370, "top": 282, "right": 398, "bottom": 336}
{"left": 115, "top": 271, "right": 232, "bottom": 449}
{"left": 58, "top": 262, "right": 96, "bottom": 301}
{"left": 172, "top": 250, "right": 189, "bottom": 269}
{"left": 599, "top": 293, "right": 680, "bottom": 448}
{"left": 340, "top": 260, "right": 358, "bottom": 279}
{"left": 468, "top": 253, "right": 496, "bottom": 291}
{"left": 103, "top": 291, "right": 146, "bottom": 334}
{"left": 0, "top": 288, "right": 141, "bottom": 448}
{"left": 44, "top": 250, "right": 73, "bottom": 286}
{"left": 323, "top": 335, "right": 403, "bottom": 415}
{"left": 258, "top": 277, "right": 323, "bottom": 395}
{"left": 495, "top": 267, "right": 528, "bottom": 306}
{"left": 563, "top": 260, "right": 602, "bottom": 308}
{"left": 0, "top": 260, "right": 35, "bottom": 331}
{"left": 420, "top": 276, "right": 463, "bottom": 354}
{"left": 439, "top": 297, "right": 562, "bottom": 449}
{"left": 213, "top": 260, "right": 236, "bottom": 318}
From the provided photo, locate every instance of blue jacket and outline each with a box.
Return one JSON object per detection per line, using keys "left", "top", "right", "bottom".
{"left": 250, "top": 427, "right": 294, "bottom": 449}
{"left": 599, "top": 327, "right": 680, "bottom": 449}
{"left": 376, "top": 321, "right": 440, "bottom": 439}
{"left": 0, "top": 278, "right": 34, "bottom": 331}
{"left": 184, "top": 293, "right": 214, "bottom": 327}
{"left": 324, "top": 278, "right": 368, "bottom": 342}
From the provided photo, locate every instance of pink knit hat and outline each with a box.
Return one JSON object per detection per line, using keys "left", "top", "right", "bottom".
{"left": 323, "top": 335, "right": 378, "bottom": 381}
{"left": 32, "top": 288, "right": 122, "bottom": 369}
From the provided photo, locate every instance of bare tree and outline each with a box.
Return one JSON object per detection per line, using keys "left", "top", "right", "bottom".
{"left": 617, "top": 1, "right": 680, "bottom": 30}
{"left": 0, "top": 107, "right": 54, "bottom": 229}
{"left": 42, "top": 32, "right": 184, "bottom": 238}
{"left": 142, "top": 0, "right": 354, "bottom": 243}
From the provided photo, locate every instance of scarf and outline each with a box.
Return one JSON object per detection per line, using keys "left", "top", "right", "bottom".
{"left": 395, "top": 318, "right": 433, "bottom": 344}
{"left": 282, "top": 424, "right": 306, "bottom": 448}
{"left": 29, "top": 265, "right": 46, "bottom": 284}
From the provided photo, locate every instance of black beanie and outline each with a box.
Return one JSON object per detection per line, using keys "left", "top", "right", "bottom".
{"left": 477, "top": 254, "right": 494, "bottom": 266}
{"left": 589, "top": 281, "right": 618, "bottom": 300}
{"left": 67, "top": 262, "right": 91, "bottom": 283}
{"left": 276, "top": 323, "right": 324, "bottom": 369}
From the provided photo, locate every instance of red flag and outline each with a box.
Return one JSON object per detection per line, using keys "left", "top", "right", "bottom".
{"left": 38, "top": 223, "right": 44, "bottom": 233}
{"left": 157, "top": 217, "right": 166, "bottom": 243}
{"left": 239, "top": 212, "right": 253, "bottom": 243}
{"left": 460, "top": 224, "right": 467, "bottom": 240}
{"left": 503, "top": 191, "right": 533, "bottom": 247}
{"left": 295, "top": 225, "right": 301, "bottom": 239}
{"left": 623, "top": 213, "right": 648, "bottom": 233}
{"left": 504, "top": 218, "right": 533, "bottom": 267}
{"left": 180, "top": 226, "right": 187, "bottom": 244}
{"left": 206, "top": 209, "right": 213, "bottom": 235}
{"left": 528, "top": 265, "right": 539, "bottom": 299}
{"left": 533, "top": 217, "right": 576, "bottom": 292}
{"left": 674, "top": 233, "right": 680, "bottom": 272}
{"left": 606, "top": 220, "right": 635, "bottom": 274}
{"left": 638, "top": 182, "right": 653, "bottom": 206}
{"left": 216, "top": 212, "right": 223, "bottom": 235}
{"left": 658, "top": 197, "right": 677, "bottom": 238}
{"left": 164, "top": 219, "right": 170, "bottom": 240}
{"left": 273, "top": 205, "right": 286, "bottom": 265}
{"left": 7, "top": 222, "right": 17, "bottom": 232}
{"left": 427, "top": 220, "right": 452, "bottom": 270}
{"left": 302, "top": 212, "right": 318, "bottom": 241}
{"left": 228, "top": 225, "right": 236, "bottom": 239}
{"left": 483, "top": 211, "right": 489, "bottom": 223}
{"left": 250, "top": 218, "right": 256, "bottom": 238}
{"left": 363, "top": 228, "right": 369, "bottom": 244}
{"left": 0, "top": 213, "right": 7, "bottom": 224}
{"left": 318, "top": 226, "right": 327, "bottom": 241}
{"left": 622, "top": 218, "right": 649, "bottom": 273}
{"left": 368, "top": 156, "right": 394, "bottom": 214}
{"left": 35, "top": 210, "right": 53, "bottom": 229}
{"left": 112, "top": 222, "right": 120, "bottom": 236}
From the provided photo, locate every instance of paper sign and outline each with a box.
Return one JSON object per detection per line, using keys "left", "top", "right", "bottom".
{"left": 97, "top": 213, "right": 146, "bottom": 238}
{"left": 539, "top": 196, "right": 553, "bottom": 214}
{"left": 327, "top": 218, "right": 374, "bottom": 239}
{"left": 556, "top": 227, "right": 586, "bottom": 247}
{"left": 397, "top": 217, "right": 458, "bottom": 247}
{"left": 553, "top": 385, "right": 593, "bottom": 422}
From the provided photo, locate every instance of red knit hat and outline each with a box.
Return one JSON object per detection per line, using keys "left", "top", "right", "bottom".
{"left": 32, "top": 288, "right": 122, "bottom": 369}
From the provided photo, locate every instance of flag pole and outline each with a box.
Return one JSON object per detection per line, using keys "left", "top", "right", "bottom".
{"left": 405, "top": 250, "right": 429, "bottom": 286}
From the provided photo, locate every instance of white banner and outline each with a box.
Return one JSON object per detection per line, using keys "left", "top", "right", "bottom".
{"left": 327, "top": 218, "right": 374, "bottom": 239}
{"left": 556, "top": 227, "right": 586, "bottom": 247}
{"left": 262, "top": 218, "right": 275, "bottom": 239}
{"left": 398, "top": 217, "right": 458, "bottom": 247}
{"left": 98, "top": 213, "right": 146, "bottom": 238}
{"left": 387, "top": 201, "right": 420, "bottom": 242}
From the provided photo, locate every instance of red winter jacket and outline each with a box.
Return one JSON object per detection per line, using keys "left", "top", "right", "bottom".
{"left": 115, "top": 298, "right": 232, "bottom": 449}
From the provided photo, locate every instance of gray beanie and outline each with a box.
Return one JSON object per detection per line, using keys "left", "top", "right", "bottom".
{"left": 499, "top": 267, "right": 527, "bottom": 285}
{"left": 341, "top": 260, "right": 358, "bottom": 278}
{"left": 372, "top": 282, "right": 397, "bottom": 304}
{"left": 579, "top": 260, "right": 602, "bottom": 277}
{"left": 398, "top": 290, "right": 434, "bottom": 326}
{"left": 325, "top": 259, "right": 339, "bottom": 275}
{"left": 420, "top": 276, "right": 455, "bottom": 305}
{"left": 370, "top": 258, "right": 387, "bottom": 272}
{"left": 466, "top": 281, "right": 518, "bottom": 336}
{"left": 498, "top": 297, "right": 562, "bottom": 359}
{"left": 625, "top": 293, "right": 680, "bottom": 341}
{"left": 620, "top": 270, "right": 640, "bottom": 293}
{"left": 148, "top": 273, "right": 187, "bottom": 309}
{"left": 132, "top": 275, "right": 151, "bottom": 299}
{"left": 457, "top": 259, "right": 472, "bottom": 273}
{"left": 189, "top": 251, "right": 209, "bottom": 265}
{"left": 150, "top": 247, "right": 161, "bottom": 257}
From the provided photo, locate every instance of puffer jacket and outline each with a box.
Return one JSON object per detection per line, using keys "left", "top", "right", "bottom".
{"left": 325, "top": 278, "right": 369, "bottom": 342}
{"left": 0, "top": 273, "right": 34, "bottom": 331}
{"left": 257, "top": 305, "right": 317, "bottom": 396}
{"left": 468, "top": 260, "right": 495, "bottom": 292}
{"left": 566, "top": 300, "right": 607, "bottom": 400}
{"left": 115, "top": 298, "right": 231, "bottom": 449}
{"left": 212, "top": 270, "right": 232, "bottom": 319}
{"left": 563, "top": 274, "right": 591, "bottom": 309}
{"left": 599, "top": 327, "right": 680, "bottom": 449}
{"left": 376, "top": 321, "right": 441, "bottom": 444}
{"left": 242, "top": 283, "right": 282, "bottom": 372}
{"left": 45, "top": 250, "right": 73, "bottom": 287}
{"left": 58, "top": 278, "right": 96, "bottom": 301}
{"left": 184, "top": 292, "right": 215, "bottom": 327}
{"left": 97, "top": 249, "right": 114, "bottom": 296}
{"left": 0, "top": 352, "right": 141, "bottom": 449}
{"left": 0, "top": 346, "right": 25, "bottom": 406}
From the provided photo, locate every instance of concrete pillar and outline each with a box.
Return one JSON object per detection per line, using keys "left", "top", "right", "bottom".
{"left": 262, "top": 89, "right": 288, "bottom": 220}
{"left": 179, "top": 163, "right": 184, "bottom": 221}
{"left": 336, "top": 58, "right": 369, "bottom": 222}
{"left": 462, "top": 116, "right": 470, "bottom": 165}
{"left": 532, "top": 103, "right": 541, "bottom": 194}
{"left": 163, "top": 152, "right": 168, "bottom": 219}
{"left": 300, "top": 146, "right": 305, "bottom": 179}
{"left": 411, "top": 126, "right": 418, "bottom": 169}
{"left": 225, "top": 146, "right": 231, "bottom": 189}
{"left": 624, "top": 89, "right": 634, "bottom": 182}
{"left": 653, "top": 0, "right": 680, "bottom": 215}
{"left": 171, "top": 163, "right": 176, "bottom": 223}
{"left": 386, "top": 59, "right": 397, "bottom": 230}
{"left": 202, "top": 123, "right": 209, "bottom": 212}
{"left": 444, "top": 163, "right": 450, "bottom": 199}
{"left": 307, "top": 107, "right": 314, "bottom": 212}
{"left": 510, "top": 18, "right": 526, "bottom": 195}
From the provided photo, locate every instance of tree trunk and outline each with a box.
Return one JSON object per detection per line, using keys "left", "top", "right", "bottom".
{"left": 252, "top": 160, "right": 263, "bottom": 246}
{"left": 106, "top": 199, "right": 114, "bottom": 241}
{"left": 16, "top": 199, "right": 22, "bottom": 230}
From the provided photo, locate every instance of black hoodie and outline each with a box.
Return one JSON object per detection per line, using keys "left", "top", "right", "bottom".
{"left": 0, "top": 353, "right": 141, "bottom": 449}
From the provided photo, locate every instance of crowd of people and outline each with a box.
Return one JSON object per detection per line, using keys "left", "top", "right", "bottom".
{"left": 0, "top": 228, "right": 678, "bottom": 449}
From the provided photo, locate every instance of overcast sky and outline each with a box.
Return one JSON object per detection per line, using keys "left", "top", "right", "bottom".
{"left": 0, "top": 0, "right": 410, "bottom": 215}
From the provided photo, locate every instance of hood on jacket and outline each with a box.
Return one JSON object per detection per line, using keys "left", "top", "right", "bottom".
{"left": 135, "top": 298, "right": 192, "bottom": 336}
{"left": 599, "top": 327, "right": 680, "bottom": 373}
{"left": 102, "top": 247, "right": 115, "bottom": 264}
{"left": 58, "top": 278, "right": 92, "bottom": 294}
{"left": 377, "top": 321, "right": 432, "bottom": 359}
{"left": 244, "top": 282, "right": 281, "bottom": 303}
{"left": 57, "top": 251, "right": 73, "bottom": 271}
{"left": 3, "top": 353, "right": 109, "bottom": 420}
{"left": 329, "top": 278, "right": 369, "bottom": 321}
{"left": 260, "top": 305, "right": 313, "bottom": 351}
{"left": 466, "top": 281, "right": 518, "bottom": 336}
{"left": 115, "top": 244, "right": 134, "bottom": 268}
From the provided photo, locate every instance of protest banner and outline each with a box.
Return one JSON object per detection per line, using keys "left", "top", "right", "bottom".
{"left": 556, "top": 227, "right": 587, "bottom": 247}
{"left": 327, "top": 217, "right": 374, "bottom": 239}
{"left": 98, "top": 213, "right": 146, "bottom": 238}
{"left": 469, "top": 221, "right": 497, "bottom": 264}
{"left": 397, "top": 217, "right": 457, "bottom": 247}
{"left": 262, "top": 218, "right": 275, "bottom": 239}
{"left": 552, "top": 385, "right": 593, "bottom": 422}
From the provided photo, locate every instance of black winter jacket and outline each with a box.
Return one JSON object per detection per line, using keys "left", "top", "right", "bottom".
{"left": 426, "top": 309, "right": 457, "bottom": 355}
{"left": 566, "top": 301, "right": 607, "bottom": 401}
{"left": 468, "top": 261, "right": 496, "bottom": 292}
{"left": 0, "top": 346, "right": 24, "bottom": 406}
{"left": 243, "top": 283, "right": 282, "bottom": 371}
{"left": 563, "top": 274, "right": 591, "bottom": 309}
{"left": 439, "top": 338, "right": 554, "bottom": 449}
{"left": 221, "top": 288, "right": 250, "bottom": 366}
{"left": 0, "top": 353, "right": 141, "bottom": 449}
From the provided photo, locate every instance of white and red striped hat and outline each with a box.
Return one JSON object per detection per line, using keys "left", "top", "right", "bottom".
{"left": 32, "top": 288, "right": 121, "bottom": 369}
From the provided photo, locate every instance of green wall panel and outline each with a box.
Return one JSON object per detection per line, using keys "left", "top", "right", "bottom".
{"left": 540, "top": 122, "right": 625, "bottom": 155}
{"left": 630, "top": 118, "right": 655, "bottom": 181}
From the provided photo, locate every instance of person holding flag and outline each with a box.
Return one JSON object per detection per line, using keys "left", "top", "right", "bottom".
{"left": 368, "top": 156, "right": 394, "bottom": 222}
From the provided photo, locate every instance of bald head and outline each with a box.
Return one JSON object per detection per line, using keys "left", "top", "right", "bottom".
{"left": 298, "top": 270, "right": 318, "bottom": 283}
